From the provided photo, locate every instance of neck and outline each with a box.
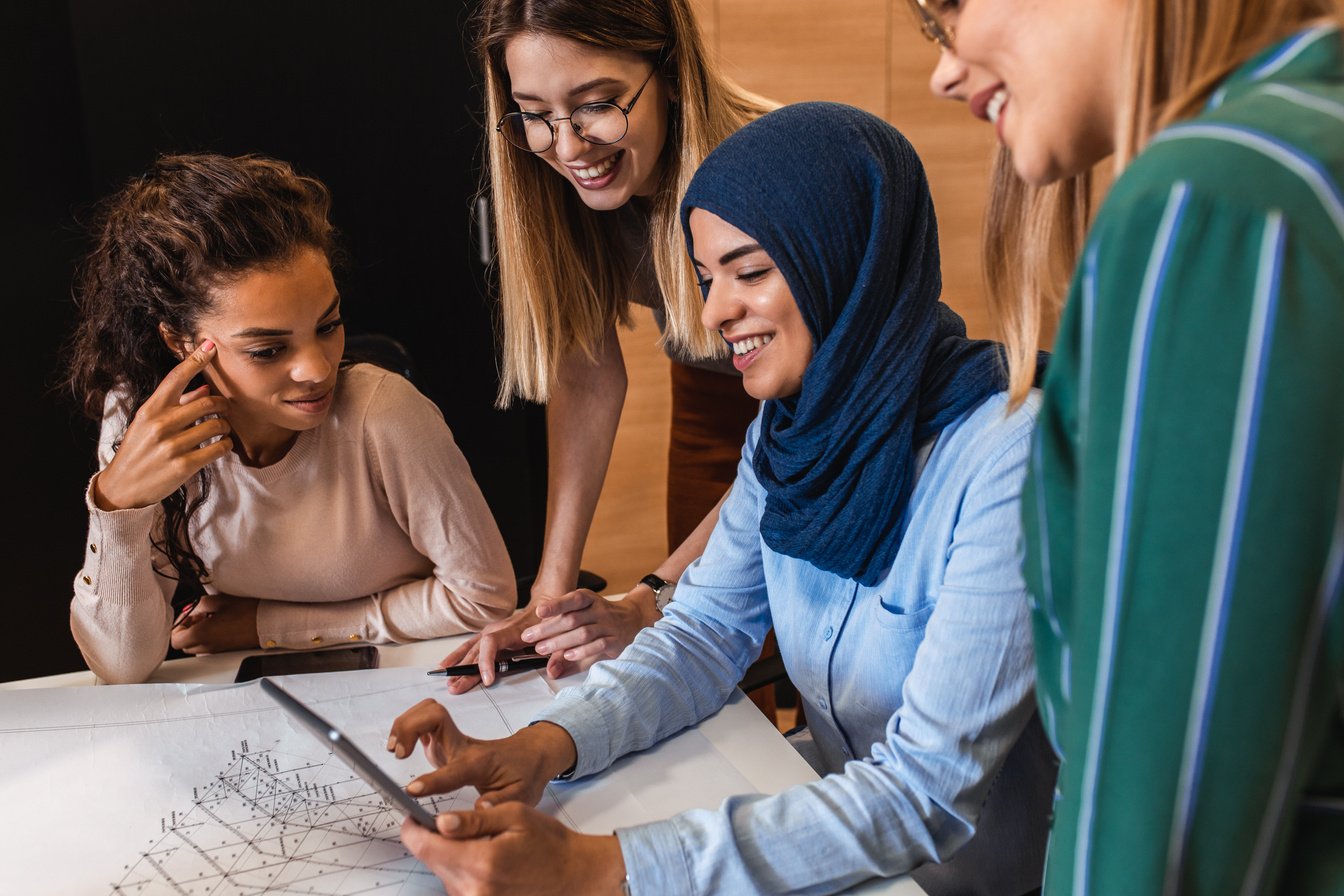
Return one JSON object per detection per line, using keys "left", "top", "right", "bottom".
{"left": 230, "top": 424, "right": 298, "bottom": 468}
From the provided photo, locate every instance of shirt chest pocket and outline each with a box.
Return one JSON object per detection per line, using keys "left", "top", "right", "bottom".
{"left": 872, "top": 590, "right": 935, "bottom": 632}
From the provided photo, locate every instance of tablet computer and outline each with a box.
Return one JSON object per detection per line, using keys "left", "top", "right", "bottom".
{"left": 259, "top": 677, "right": 438, "bottom": 828}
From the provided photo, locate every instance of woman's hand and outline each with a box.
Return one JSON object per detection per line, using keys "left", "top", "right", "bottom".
{"left": 399, "top": 804, "right": 626, "bottom": 896}
{"left": 170, "top": 594, "right": 260, "bottom": 654}
{"left": 437, "top": 606, "right": 542, "bottom": 692}
{"left": 523, "top": 588, "right": 654, "bottom": 676}
{"left": 436, "top": 588, "right": 654, "bottom": 692}
{"left": 93, "top": 341, "right": 232, "bottom": 511}
{"left": 387, "top": 699, "right": 576, "bottom": 807}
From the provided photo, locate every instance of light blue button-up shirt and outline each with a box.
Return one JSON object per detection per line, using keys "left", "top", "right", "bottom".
{"left": 533, "top": 392, "right": 1041, "bottom": 895}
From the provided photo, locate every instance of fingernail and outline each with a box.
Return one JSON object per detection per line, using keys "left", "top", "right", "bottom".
{"left": 200, "top": 339, "right": 215, "bottom": 352}
{"left": 407, "top": 781, "right": 423, "bottom": 794}
{"left": 395, "top": 745, "right": 406, "bottom": 759}
{"left": 479, "top": 800, "right": 493, "bottom": 809}
{"left": 564, "top": 650, "right": 578, "bottom": 660}
{"left": 386, "top": 736, "right": 395, "bottom": 751}
{"left": 441, "top": 814, "right": 461, "bottom": 830}
{"left": 521, "top": 627, "right": 537, "bottom": 640}
{"left": 536, "top": 642, "right": 551, "bottom": 655}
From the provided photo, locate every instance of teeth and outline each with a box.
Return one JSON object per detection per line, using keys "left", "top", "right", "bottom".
{"left": 575, "top": 156, "right": 617, "bottom": 179}
{"left": 732, "top": 334, "right": 773, "bottom": 355}
{"left": 987, "top": 89, "right": 1008, "bottom": 124}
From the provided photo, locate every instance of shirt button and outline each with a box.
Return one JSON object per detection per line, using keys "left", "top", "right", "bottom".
{"left": 264, "top": 640, "right": 277, "bottom": 648}
{"left": 818, "top": 698, "right": 828, "bottom": 711}
{"left": 82, "top": 575, "right": 92, "bottom": 585}
{"left": 89, "top": 544, "right": 97, "bottom": 554}
{"left": 311, "top": 636, "right": 323, "bottom": 645}
{"left": 823, "top": 626, "right": 833, "bottom": 640}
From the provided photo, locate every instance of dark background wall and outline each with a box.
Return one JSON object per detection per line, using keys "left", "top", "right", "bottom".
{"left": 1, "top": 1, "right": 546, "bottom": 682}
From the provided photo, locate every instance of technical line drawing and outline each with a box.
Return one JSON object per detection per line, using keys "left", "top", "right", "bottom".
{"left": 108, "top": 738, "right": 460, "bottom": 895}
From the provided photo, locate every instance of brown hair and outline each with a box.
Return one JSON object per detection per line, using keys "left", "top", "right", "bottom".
{"left": 475, "top": 0, "right": 774, "bottom": 404}
{"left": 989, "top": 0, "right": 1340, "bottom": 406}
{"left": 65, "top": 152, "right": 339, "bottom": 590}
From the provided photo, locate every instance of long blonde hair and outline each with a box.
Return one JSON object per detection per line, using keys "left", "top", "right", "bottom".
{"left": 475, "top": 0, "right": 773, "bottom": 405}
{"left": 989, "top": 0, "right": 1341, "bottom": 406}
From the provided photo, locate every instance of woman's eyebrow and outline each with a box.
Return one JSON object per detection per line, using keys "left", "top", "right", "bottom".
{"left": 512, "top": 77, "right": 626, "bottom": 103}
{"left": 230, "top": 294, "right": 340, "bottom": 338}
{"left": 719, "top": 243, "right": 766, "bottom": 265}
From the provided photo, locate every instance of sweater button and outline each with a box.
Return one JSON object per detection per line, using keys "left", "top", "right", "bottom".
{"left": 347, "top": 634, "right": 359, "bottom": 641}
{"left": 311, "top": 636, "right": 323, "bottom": 645}
{"left": 89, "top": 544, "right": 97, "bottom": 553}
{"left": 264, "top": 640, "right": 277, "bottom": 648}
{"left": 82, "top": 575, "right": 92, "bottom": 585}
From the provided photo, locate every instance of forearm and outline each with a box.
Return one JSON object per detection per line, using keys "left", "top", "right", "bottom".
{"left": 254, "top": 575, "right": 516, "bottom": 649}
{"left": 70, "top": 483, "right": 176, "bottom": 683}
{"left": 534, "top": 606, "right": 758, "bottom": 778}
{"left": 623, "top": 491, "right": 732, "bottom": 624}
{"left": 533, "top": 334, "right": 627, "bottom": 601}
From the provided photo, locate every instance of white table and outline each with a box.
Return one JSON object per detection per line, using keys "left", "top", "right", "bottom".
{"left": 0, "top": 637, "right": 921, "bottom": 894}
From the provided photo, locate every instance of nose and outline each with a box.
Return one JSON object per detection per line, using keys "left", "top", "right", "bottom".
{"left": 700, "top": 279, "right": 737, "bottom": 333}
{"left": 291, "top": 341, "right": 335, "bottom": 384}
{"left": 551, "top": 122, "right": 588, "bottom": 162}
{"left": 929, "top": 47, "right": 969, "bottom": 100}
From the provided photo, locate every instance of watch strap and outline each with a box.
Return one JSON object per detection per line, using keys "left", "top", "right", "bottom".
{"left": 639, "top": 573, "right": 675, "bottom": 612}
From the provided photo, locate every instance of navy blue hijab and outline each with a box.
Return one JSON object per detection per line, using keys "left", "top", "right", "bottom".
{"left": 681, "top": 102, "right": 1018, "bottom": 586}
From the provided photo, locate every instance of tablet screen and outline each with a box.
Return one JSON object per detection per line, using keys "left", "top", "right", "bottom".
{"left": 259, "top": 677, "right": 438, "bottom": 829}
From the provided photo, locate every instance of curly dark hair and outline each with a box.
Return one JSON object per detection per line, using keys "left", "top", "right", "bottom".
{"left": 64, "top": 152, "right": 339, "bottom": 595}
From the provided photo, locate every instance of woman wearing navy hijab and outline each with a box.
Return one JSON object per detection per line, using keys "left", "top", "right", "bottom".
{"left": 391, "top": 102, "right": 1053, "bottom": 896}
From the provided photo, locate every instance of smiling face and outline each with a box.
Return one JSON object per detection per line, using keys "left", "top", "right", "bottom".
{"left": 924, "top": 0, "right": 1127, "bottom": 185}
{"left": 169, "top": 246, "right": 344, "bottom": 466}
{"left": 503, "top": 32, "right": 672, "bottom": 211}
{"left": 691, "top": 209, "right": 812, "bottom": 400}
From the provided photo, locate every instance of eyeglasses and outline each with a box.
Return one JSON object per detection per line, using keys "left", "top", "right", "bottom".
{"left": 496, "top": 65, "right": 659, "bottom": 154}
{"left": 907, "top": 0, "right": 955, "bottom": 51}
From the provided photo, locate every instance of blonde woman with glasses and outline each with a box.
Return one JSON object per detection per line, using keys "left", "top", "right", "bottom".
{"left": 909, "top": 0, "right": 1344, "bottom": 893}
{"left": 439, "top": 0, "right": 778, "bottom": 690}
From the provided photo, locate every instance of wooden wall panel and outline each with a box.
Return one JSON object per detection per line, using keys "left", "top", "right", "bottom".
{"left": 689, "top": 0, "right": 717, "bottom": 51}
{"left": 716, "top": 0, "right": 888, "bottom": 114}
{"left": 887, "top": 27, "right": 999, "bottom": 337}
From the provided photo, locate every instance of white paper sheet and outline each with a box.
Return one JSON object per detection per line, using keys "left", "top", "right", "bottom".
{"left": 0, "top": 666, "right": 757, "bottom": 895}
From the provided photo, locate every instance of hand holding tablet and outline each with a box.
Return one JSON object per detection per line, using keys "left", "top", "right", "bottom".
{"left": 260, "top": 677, "right": 437, "bottom": 828}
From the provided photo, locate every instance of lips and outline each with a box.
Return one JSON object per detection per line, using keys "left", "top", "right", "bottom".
{"left": 569, "top": 150, "right": 622, "bottom": 189}
{"left": 969, "top": 84, "right": 1008, "bottom": 123}
{"left": 285, "top": 389, "right": 333, "bottom": 414}
{"left": 728, "top": 333, "right": 773, "bottom": 372}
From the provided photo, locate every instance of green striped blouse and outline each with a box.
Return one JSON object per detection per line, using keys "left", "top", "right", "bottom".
{"left": 1024, "top": 24, "right": 1344, "bottom": 896}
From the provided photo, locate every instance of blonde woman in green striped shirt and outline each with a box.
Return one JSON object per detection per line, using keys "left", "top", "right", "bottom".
{"left": 909, "top": 0, "right": 1344, "bottom": 893}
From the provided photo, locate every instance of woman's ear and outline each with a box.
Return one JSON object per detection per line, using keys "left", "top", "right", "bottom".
{"left": 159, "top": 323, "right": 194, "bottom": 360}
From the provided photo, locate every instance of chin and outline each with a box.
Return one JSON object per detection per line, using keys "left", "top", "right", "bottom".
{"left": 571, "top": 182, "right": 636, "bottom": 212}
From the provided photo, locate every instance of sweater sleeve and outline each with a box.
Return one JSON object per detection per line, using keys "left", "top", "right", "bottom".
{"left": 69, "top": 400, "right": 178, "bottom": 684}
{"left": 254, "top": 374, "right": 516, "bottom": 644}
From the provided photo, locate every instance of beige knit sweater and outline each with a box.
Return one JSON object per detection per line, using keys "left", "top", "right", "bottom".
{"left": 72, "top": 364, "right": 516, "bottom": 683}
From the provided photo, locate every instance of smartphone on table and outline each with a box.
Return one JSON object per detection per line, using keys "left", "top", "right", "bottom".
{"left": 234, "top": 645, "right": 380, "bottom": 682}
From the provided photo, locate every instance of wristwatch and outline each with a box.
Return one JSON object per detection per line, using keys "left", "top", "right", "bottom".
{"left": 639, "top": 573, "right": 676, "bottom": 613}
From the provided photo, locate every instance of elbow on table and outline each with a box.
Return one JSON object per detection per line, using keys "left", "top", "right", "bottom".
{"left": 70, "top": 614, "right": 166, "bottom": 685}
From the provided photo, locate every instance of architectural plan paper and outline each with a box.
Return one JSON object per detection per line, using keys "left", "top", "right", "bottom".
{"left": 0, "top": 666, "right": 756, "bottom": 895}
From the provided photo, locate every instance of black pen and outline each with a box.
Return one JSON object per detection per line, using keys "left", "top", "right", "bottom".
{"left": 427, "top": 652, "right": 550, "bottom": 678}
